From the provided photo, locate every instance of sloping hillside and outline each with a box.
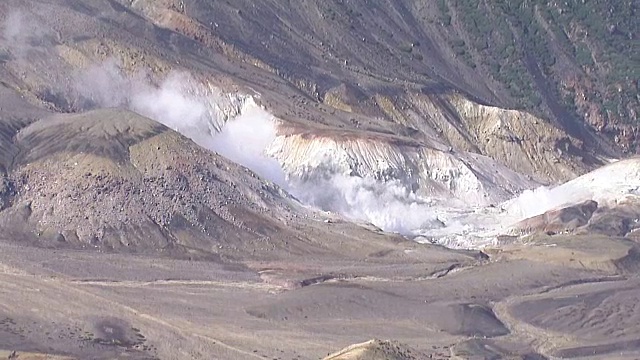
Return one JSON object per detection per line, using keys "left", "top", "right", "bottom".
{"left": 0, "top": 0, "right": 634, "bottom": 190}
{"left": 0, "top": 2, "right": 640, "bottom": 360}
{"left": 128, "top": 0, "right": 637, "bottom": 154}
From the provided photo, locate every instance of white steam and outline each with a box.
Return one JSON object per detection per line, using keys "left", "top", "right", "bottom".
{"left": 505, "top": 158, "right": 640, "bottom": 221}
{"left": 208, "top": 103, "right": 287, "bottom": 187}
{"left": 288, "top": 174, "right": 443, "bottom": 233}
{"left": 66, "top": 59, "right": 558, "bottom": 245}
{"left": 503, "top": 186, "right": 577, "bottom": 220}
{"left": 2, "top": 12, "right": 25, "bottom": 44}
{"left": 128, "top": 72, "right": 217, "bottom": 144}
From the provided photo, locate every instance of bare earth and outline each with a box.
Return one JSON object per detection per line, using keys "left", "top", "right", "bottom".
{"left": 0, "top": 1, "right": 639, "bottom": 359}
{"left": 2, "top": 231, "right": 640, "bottom": 359}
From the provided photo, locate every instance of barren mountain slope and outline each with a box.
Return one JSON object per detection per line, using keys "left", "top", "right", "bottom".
{"left": 0, "top": 0, "right": 625, "bottom": 186}
{"left": 1, "top": 1, "right": 640, "bottom": 359}
{"left": 128, "top": 0, "right": 635, "bottom": 154}
{"left": 1, "top": 97, "right": 447, "bottom": 264}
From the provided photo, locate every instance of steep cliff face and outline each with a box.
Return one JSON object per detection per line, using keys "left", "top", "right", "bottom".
{"left": 366, "top": 91, "right": 588, "bottom": 183}
{"left": 267, "top": 130, "right": 535, "bottom": 206}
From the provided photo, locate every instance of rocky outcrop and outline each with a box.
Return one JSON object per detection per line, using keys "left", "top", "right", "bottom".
{"left": 504, "top": 158, "right": 640, "bottom": 238}
{"left": 323, "top": 340, "right": 420, "bottom": 360}
{"left": 268, "top": 128, "right": 536, "bottom": 206}
{"left": 370, "top": 91, "right": 588, "bottom": 184}
{"left": 0, "top": 177, "right": 15, "bottom": 211}
{"left": 512, "top": 200, "right": 599, "bottom": 236}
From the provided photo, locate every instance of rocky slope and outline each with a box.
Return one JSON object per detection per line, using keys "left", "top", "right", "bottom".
{"left": 0, "top": 0, "right": 592, "bottom": 241}
{"left": 0, "top": 0, "right": 635, "bottom": 267}
{"left": 1, "top": 1, "right": 640, "bottom": 359}
{"left": 0, "top": 105, "right": 290, "bottom": 258}
{"left": 1, "top": 83, "right": 478, "bottom": 264}
{"left": 0, "top": 0, "right": 627, "bottom": 190}
{"left": 126, "top": 0, "right": 636, "bottom": 155}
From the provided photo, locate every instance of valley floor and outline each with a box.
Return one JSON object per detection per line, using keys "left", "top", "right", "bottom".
{"left": 1, "top": 235, "right": 639, "bottom": 359}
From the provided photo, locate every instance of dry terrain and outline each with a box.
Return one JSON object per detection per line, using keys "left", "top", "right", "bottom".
{"left": 0, "top": 1, "right": 639, "bottom": 359}
{"left": 2, "top": 231, "right": 640, "bottom": 359}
